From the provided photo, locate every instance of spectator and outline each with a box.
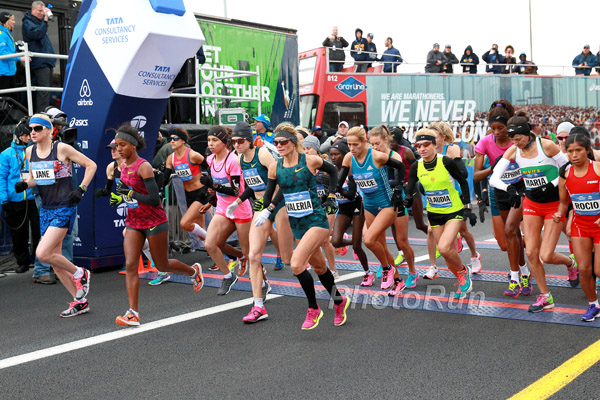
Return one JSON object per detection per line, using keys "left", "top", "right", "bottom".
{"left": 502, "top": 45, "right": 516, "bottom": 74}
{"left": 312, "top": 125, "right": 327, "bottom": 145}
{"left": 482, "top": 43, "right": 505, "bottom": 74}
{"left": 253, "top": 114, "right": 274, "bottom": 145}
{"left": 322, "top": 26, "right": 348, "bottom": 73}
{"left": 381, "top": 37, "right": 402, "bottom": 73}
{"left": 152, "top": 129, "right": 175, "bottom": 169}
{"left": 460, "top": 45, "right": 479, "bottom": 74}
{"left": 350, "top": 28, "right": 369, "bottom": 73}
{"left": 365, "top": 33, "right": 377, "bottom": 69}
{"left": 425, "top": 43, "right": 447, "bottom": 73}
{"left": 320, "top": 121, "right": 349, "bottom": 154}
{"left": 0, "top": 12, "right": 27, "bottom": 101}
{"left": 22, "top": 1, "right": 56, "bottom": 112}
{"left": 441, "top": 44, "right": 459, "bottom": 74}
{"left": 572, "top": 44, "right": 597, "bottom": 76}
{"left": 0, "top": 124, "right": 44, "bottom": 277}
{"left": 596, "top": 45, "right": 600, "bottom": 75}
{"left": 515, "top": 53, "right": 538, "bottom": 75}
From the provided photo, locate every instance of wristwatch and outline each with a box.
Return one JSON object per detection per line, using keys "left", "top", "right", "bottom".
{"left": 267, "top": 204, "right": 276, "bottom": 212}
{"left": 80, "top": 184, "right": 88, "bottom": 192}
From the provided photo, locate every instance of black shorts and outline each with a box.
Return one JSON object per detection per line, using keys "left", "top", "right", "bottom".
{"left": 427, "top": 209, "right": 464, "bottom": 227}
{"left": 126, "top": 221, "right": 168, "bottom": 237}
{"left": 338, "top": 198, "right": 363, "bottom": 217}
{"left": 397, "top": 206, "right": 406, "bottom": 217}
{"left": 494, "top": 183, "right": 525, "bottom": 212}
{"left": 185, "top": 188, "right": 203, "bottom": 208}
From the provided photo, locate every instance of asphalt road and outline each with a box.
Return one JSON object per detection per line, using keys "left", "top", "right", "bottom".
{"left": 0, "top": 215, "right": 598, "bottom": 399}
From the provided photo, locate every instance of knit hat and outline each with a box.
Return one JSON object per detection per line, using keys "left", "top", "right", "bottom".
{"left": 0, "top": 12, "right": 12, "bottom": 26}
{"left": 232, "top": 121, "right": 253, "bottom": 142}
{"left": 303, "top": 135, "right": 320, "bottom": 153}
{"left": 556, "top": 122, "right": 574, "bottom": 135}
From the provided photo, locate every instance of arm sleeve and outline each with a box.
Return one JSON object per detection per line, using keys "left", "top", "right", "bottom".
{"left": 200, "top": 158, "right": 209, "bottom": 170}
{"left": 214, "top": 175, "right": 240, "bottom": 196}
{"left": 261, "top": 178, "right": 276, "bottom": 208}
{"left": 551, "top": 152, "right": 569, "bottom": 185}
{"left": 336, "top": 166, "right": 350, "bottom": 193}
{"left": 488, "top": 158, "right": 510, "bottom": 192}
{"left": 104, "top": 178, "right": 114, "bottom": 192}
{"left": 454, "top": 157, "right": 468, "bottom": 179}
{"left": 443, "top": 156, "right": 470, "bottom": 205}
{"left": 384, "top": 157, "right": 405, "bottom": 189}
{"left": 130, "top": 177, "right": 161, "bottom": 206}
{"left": 405, "top": 162, "right": 419, "bottom": 198}
{"left": 318, "top": 160, "right": 338, "bottom": 195}
{"left": 237, "top": 184, "right": 255, "bottom": 202}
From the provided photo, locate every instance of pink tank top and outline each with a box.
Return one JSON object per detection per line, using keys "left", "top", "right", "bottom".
{"left": 207, "top": 151, "right": 252, "bottom": 220}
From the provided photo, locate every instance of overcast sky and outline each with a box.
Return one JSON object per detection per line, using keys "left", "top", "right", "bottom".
{"left": 193, "top": 0, "right": 600, "bottom": 76}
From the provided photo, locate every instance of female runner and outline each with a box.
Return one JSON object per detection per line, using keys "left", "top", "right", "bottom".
{"left": 337, "top": 126, "right": 408, "bottom": 295}
{"left": 255, "top": 126, "right": 349, "bottom": 329}
{"left": 555, "top": 133, "right": 600, "bottom": 321}
{"left": 404, "top": 129, "right": 473, "bottom": 299}
{"left": 490, "top": 112, "right": 574, "bottom": 312}
{"left": 474, "top": 101, "right": 531, "bottom": 297}
{"left": 16, "top": 114, "right": 97, "bottom": 317}
{"left": 113, "top": 123, "right": 202, "bottom": 326}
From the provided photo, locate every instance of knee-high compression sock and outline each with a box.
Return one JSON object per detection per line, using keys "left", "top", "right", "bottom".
{"left": 192, "top": 224, "right": 206, "bottom": 241}
{"left": 295, "top": 270, "right": 318, "bottom": 309}
{"left": 142, "top": 239, "right": 153, "bottom": 265}
{"left": 318, "top": 269, "right": 343, "bottom": 306}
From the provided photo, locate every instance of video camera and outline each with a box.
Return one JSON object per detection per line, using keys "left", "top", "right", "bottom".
{"left": 44, "top": 106, "right": 78, "bottom": 145}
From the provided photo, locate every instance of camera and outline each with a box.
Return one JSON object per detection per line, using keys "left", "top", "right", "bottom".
{"left": 43, "top": 106, "right": 78, "bottom": 145}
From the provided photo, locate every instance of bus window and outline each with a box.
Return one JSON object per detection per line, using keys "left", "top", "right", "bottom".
{"left": 322, "top": 102, "right": 366, "bottom": 131}
{"left": 299, "top": 56, "right": 317, "bottom": 87}
{"left": 300, "top": 95, "right": 318, "bottom": 130}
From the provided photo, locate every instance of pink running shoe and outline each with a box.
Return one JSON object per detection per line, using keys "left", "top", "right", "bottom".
{"left": 301, "top": 306, "right": 323, "bottom": 330}
{"left": 339, "top": 233, "right": 349, "bottom": 256}
{"left": 456, "top": 234, "right": 463, "bottom": 253}
{"left": 242, "top": 306, "right": 268, "bottom": 323}
{"left": 361, "top": 272, "right": 375, "bottom": 287}
{"left": 334, "top": 296, "right": 350, "bottom": 326}
{"left": 387, "top": 279, "right": 406, "bottom": 296}
{"left": 381, "top": 266, "right": 395, "bottom": 290}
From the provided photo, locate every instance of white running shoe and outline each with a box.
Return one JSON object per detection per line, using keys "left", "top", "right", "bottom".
{"left": 471, "top": 252, "right": 482, "bottom": 274}
{"left": 423, "top": 265, "right": 439, "bottom": 280}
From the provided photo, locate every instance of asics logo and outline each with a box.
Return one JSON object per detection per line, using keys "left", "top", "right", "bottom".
{"left": 79, "top": 79, "right": 91, "bottom": 98}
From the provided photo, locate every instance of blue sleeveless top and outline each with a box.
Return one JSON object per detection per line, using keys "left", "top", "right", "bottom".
{"left": 351, "top": 147, "right": 393, "bottom": 209}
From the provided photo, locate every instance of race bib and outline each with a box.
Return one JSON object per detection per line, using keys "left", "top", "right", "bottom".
{"left": 571, "top": 192, "right": 600, "bottom": 216}
{"left": 243, "top": 168, "right": 265, "bottom": 191}
{"left": 335, "top": 181, "right": 351, "bottom": 204}
{"left": 31, "top": 161, "right": 56, "bottom": 185}
{"left": 284, "top": 191, "right": 314, "bottom": 218}
{"left": 317, "top": 184, "right": 326, "bottom": 199}
{"left": 501, "top": 163, "right": 522, "bottom": 184}
{"left": 354, "top": 172, "right": 378, "bottom": 193}
{"left": 522, "top": 171, "right": 548, "bottom": 190}
{"left": 174, "top": 163, "right": 193, "bottom": 181}
{"left": 123, "top": 185, "right": 139, "bottom": 209}
{"left": 425, "top": 189, "right": 452, "bottom": 208}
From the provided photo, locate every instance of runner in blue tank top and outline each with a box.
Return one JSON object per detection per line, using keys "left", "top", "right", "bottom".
{"left": 256, "top": 126, "right": 349, "bottom": 330}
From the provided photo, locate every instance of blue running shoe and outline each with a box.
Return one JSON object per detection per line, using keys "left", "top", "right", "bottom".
{"left": 405, "top": 272, "right": 420, "bottom": 288}
{"left": 274, "top": 257, "right": 284, "bottom": 271}
{"left": 149, "top": 272, "right": 170, "bottom": 286}
{"left": 376, "top": 264, "right": 383, "bottom": 279}
{"left": 581, "top": 304, "right": 600, "bottom": 322}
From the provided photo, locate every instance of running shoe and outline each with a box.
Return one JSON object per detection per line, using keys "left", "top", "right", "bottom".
{"left": 470, "top": 252, "right": 482, "bottom": 274}
{"left": 301, "top": 306, "right": 323, "bottom": 330}
{"left": 435, "top": 247, "right": 441, "bottom": 259}
{"left": 149, "top": 272, "right": 170, "bottom": 286}
{"left": 597, "top": 277, "right": 600, "bottom": 288}
{"left": 376, "top": 264, "right": 383, "bottom": 278}
{"left": 381, "top": 266, "right": 395, "bottom": 290}
{"left": 237, "top": 257, "right": 248, "bottom": 277}
{"left": 191, "top": 263, "right": 203, "bottom": 292}
{"left": 217, "top": 271, "right": 238, "bottom": 296}
{"left": 274, "top": 257, "right": 285, "bottom": 271}
{"left": 520, "top": 273, "right": 533, "bottom": 296}
{"left": 227, "top": 258, "right": 239, "bottom": 272}
{"left": 242, "top": 306, "right": 268, "bottom": 323}
{"left": 208, "top": 264, "right": 219, "bottom": 271}
{"left": 504, "top": 280, "right": 521, "bottom": 297}
{"left": 59, "top": 300, "right": 89, "bottom": 318}
{"left": 453, "top": 265, "right": 472, "bottom": 299}
{"left": 528, "top": 293, "right": 554, "bottom": 313}
{"left": 353, "top": 251, "right": 359, "bottom": 260}
{"left": 360, "top": 272, "right": 374, "bottom": 287}
{"left": 405, "top": 272, "right": 419, "bottom": 289}
{"left": 387, "top": 279, "right": 406, "bottom": 296}
{"left": 331, "top": 270, "right": 340, "bottom": 281}
{"left": 262, "top": 280, "right": 271, "bottom": 302}
{"left": 456, "top": 234, "right": 463, "bottom": 253}
{"left": 72, "top": 268, "right": 90, "bottom": 300}
{"left": 395, "top": 252, "right": 405, "bottom": 267}
{"left": 334, "top": 295, "right": 350, "bottom": 326}
{"left": 567, "top": 255, "right": 579, "bottom": 288}
{"left": 581, "top": 304, "right": 600, "bottom": 322}
{"left": 339, "top": 234, "right": 349, "bottom": 256}
{"left": 115, "top": 309, "right": 140, "bottom": 326}
{"left": 423, "top": 265, "right": 439, "bottom": 280}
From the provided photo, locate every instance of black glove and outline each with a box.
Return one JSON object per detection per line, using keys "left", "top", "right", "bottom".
{"left": 1, "top": 202, "right": 9, "bottom": 212}
{"left": 115, "top": 181, "right": 132, "bottom": 197}
{"left": 94, "top": 188, "right": 109, "bottom": 197}
{"left": 195, "top": 186, "right": 210, "bottom": 204}
{"left": 14, "top": 181, "right": 28, "bottom": 193}
{"left": 464, "top": 208, "right": 478, "bottom": 227}
{"left": 69, "top": 187, "right": 85, "bottom": 203}
{"left": 391, "top": 187, "right": 403, "bottom": 211}
{"left": 200, "top": 174, "right": 214, "bottom": 188}
{"left": 253, "top": 197, "right": 264, "bottom": 212}
{"left": 479, "top": 203, "right": 488, "bottom": 223}
{"left": 323, "top": 196, "right": 338, "bottom": 215}
{"left": 403, "top": 195, "right": 414, "bottom": 209}
{"left": 529, "top": 182, "right": 554, "bottom": 198}
{"left": 507, "top": 184, "right": 521, "bottom": 209}
{"left": 481, "top": 189, "right": 489, "bottom": 206}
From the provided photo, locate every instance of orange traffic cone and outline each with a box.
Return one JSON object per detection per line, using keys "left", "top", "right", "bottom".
{"left": 118, "top": 255, "right": 158, "bottom": 275}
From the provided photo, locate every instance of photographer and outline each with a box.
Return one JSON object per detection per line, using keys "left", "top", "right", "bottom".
{"left": 0, "top": 120, "right": 43, "bottom": 277}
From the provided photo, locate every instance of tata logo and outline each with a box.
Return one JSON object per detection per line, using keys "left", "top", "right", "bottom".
{"left": 334, "top": 77, "right": 367, "bottom": 98}
{"left": 155, "top": 65, "right": 170, "bottom": 72}
{"left": 114, "top": 202, "right": 127, "bottom": 227}
{"left": 106, "top": 17, "right": 123, "bottom": 25}
{"left": 589, "top": 84, "right": 600, "bottom": 91}
{"left": 77, "top": 79, "right": 93, "bottom": 106}
{"left": 131, "top": 115, "right": 147, "bottom": 137}
{"left": 69, "top": 117, "right": 88, "bottom": 127}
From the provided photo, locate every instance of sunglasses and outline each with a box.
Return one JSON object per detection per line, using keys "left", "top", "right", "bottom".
{"left": 168, "top": 136, "right": 181, "bottom": 142}
{"left": 231, "top": 138, "right": 248, "bottom": 145}
{"left": 414, "top": 141, "right": 433, "bottom": 149}
{"left": 30, "top": 126, "right": 45, "bottom": 132}
{"left": 557, "top": 136, "right": 569, "bottom": 141}
{"left": 274, "top": 139, "right": 291, "bottom": 146}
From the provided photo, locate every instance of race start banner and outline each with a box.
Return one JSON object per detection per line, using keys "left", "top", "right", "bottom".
{"left": 61, "top": 0, "right": 204, "bottom": 266}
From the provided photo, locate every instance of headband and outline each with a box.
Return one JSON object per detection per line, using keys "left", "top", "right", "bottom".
{"left": 208, "top": 126, "right": 228, "bottom": 143}
{"left": 274, "top": 130, "right": 298, "bottom": 145}
{"left": 489, "top": 115, "right": 508, "bottom": 126}
{"left": 506, "top": 124, "right": 531, "bottom": 137}
{"left": 115, "top": 131, "right": 139, "bottom": 146}
{"left": 168, "top": 125, "right": 187, "bottom": 142}
{"left": 415, "top": 134, "right": 436, "bottom": 144}
{"left": 29, "top": 117, "right": 52, "bottom": 129}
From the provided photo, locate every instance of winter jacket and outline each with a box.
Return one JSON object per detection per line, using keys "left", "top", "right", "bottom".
{"left": 21, "top": 11, "right": 55, "bottom": 70}
{"left": 366, "top": 42, "right": 377, "bottom": 67}
{"left": 0, "top": 26, "right": 19, "bottom": 77}
{"left": 515, "top": 54, "right": 538, "bottom": 75}
{"left": 350, "top": 29, "right": 369, "bottom": 62}
{"left": 441, "top": 51, "right": 459, "bottom": 73}
{"left": 460, "top": 46, "right": 479, "bottom": 74}
{"left": 381, "top": 47, "right": 402, "bottom": 73}
{"left": 322, "top": 35, "right": 348, "bottom": 62}
{"left": 502, "top": 55, "right": 517, "bottom": 74}
{"left": 425, "top": 50, "right": 447, "bottom": 73}
{"left": 0, "top": 141, "right": 34, "bottom": 204}
{"left": 572, "top": 52, "right": 598, "bottom": 76}
{"left": 482, "top": 50, "right": 506, "bottom": 74}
